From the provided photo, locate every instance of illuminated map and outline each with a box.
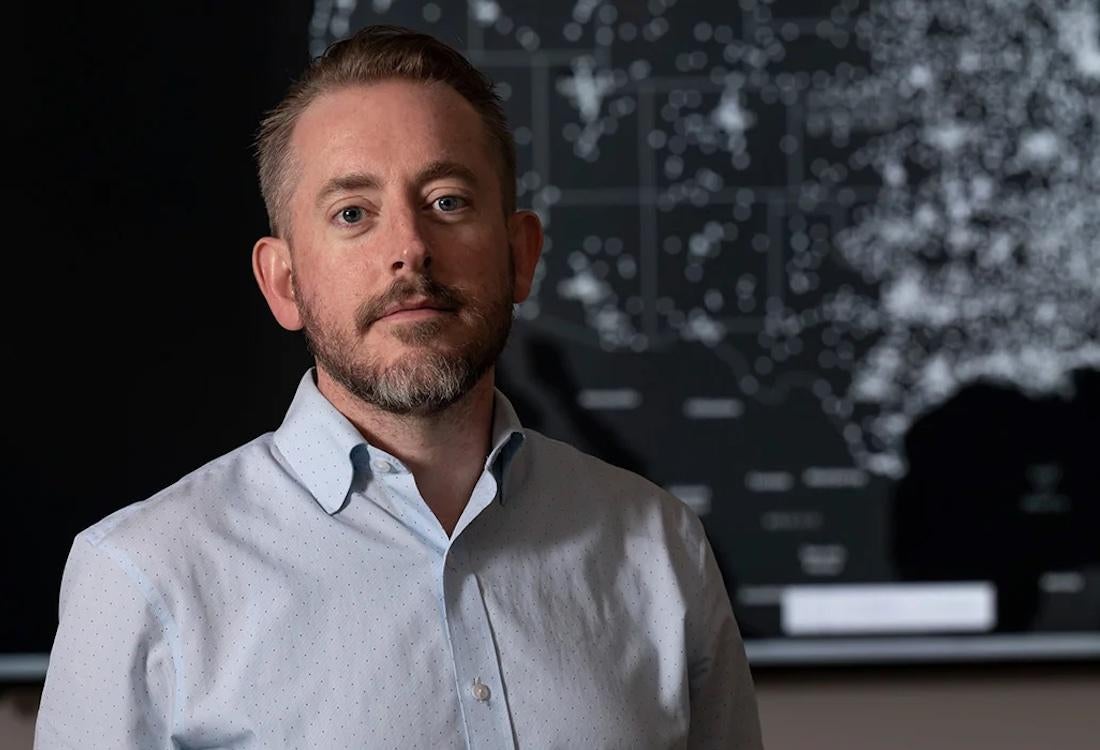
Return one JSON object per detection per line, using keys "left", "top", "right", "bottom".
{"left": 309, "top": 0, "right": 1100, "bottom": 653}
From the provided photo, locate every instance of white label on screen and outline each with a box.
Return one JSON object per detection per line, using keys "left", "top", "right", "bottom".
{"left": 781, "top": 582, "right": 996, "bottom": 635}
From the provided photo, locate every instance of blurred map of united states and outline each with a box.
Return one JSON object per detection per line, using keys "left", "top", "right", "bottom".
{"left": 312, "top": 0, "right": 1100, "bottom": 477}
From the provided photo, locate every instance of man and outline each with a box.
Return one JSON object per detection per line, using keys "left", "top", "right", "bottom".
{"left": 36, "top": 25, "right": 763, "bottom": 749}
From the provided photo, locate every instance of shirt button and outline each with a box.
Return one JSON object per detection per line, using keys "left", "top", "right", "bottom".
{"left": 472, "top": 678, "right": 490, "bottom": 702}
{"left": 370, "top": 459, "right": 394, "bottom": 474}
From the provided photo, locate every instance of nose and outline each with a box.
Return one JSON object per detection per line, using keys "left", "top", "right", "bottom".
{"left": 388, "top": 207, "right": 433, "bottom": 275}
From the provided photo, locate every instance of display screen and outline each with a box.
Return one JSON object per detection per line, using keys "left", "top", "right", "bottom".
{"left": 5, "top": 0, "right": 1097, "bottom": 676}
{"left": 308, "top": 0, "right": 1099, "bottom": 663}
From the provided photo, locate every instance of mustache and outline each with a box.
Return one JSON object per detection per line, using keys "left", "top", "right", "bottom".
{"left": 355, "top": 274, "right": 467, "bottom": 330}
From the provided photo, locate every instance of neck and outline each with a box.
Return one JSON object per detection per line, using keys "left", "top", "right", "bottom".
{"left": 315, "top": 366, "right": 497, "bottom": 536}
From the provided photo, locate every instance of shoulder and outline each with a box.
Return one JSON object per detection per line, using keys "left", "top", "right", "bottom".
{"left": 516, "top": 428, "right": 708, "bottom": 550}
{"left": 519, "top": 428, "right": 658, "bottom": 493}
{"left": 76, "top": 433, "right": 284, "bottom": 556}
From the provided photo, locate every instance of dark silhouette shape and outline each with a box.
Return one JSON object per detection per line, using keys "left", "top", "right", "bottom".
{"left": 892, "top": 368, "right": 1100, "bottom": 632}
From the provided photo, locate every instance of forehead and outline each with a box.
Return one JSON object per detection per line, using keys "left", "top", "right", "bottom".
{"left": 290, "top": 80, "right": 498, "bottom": 192}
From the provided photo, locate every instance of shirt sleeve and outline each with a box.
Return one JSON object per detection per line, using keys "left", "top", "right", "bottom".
{"left": 35, "top": 535, "right": 177, "bottom": 749}
{"left": 685, "top": 523, "right": 764, "bottom": 750}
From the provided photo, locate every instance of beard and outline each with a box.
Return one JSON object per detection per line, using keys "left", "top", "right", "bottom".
{"left": 295, "top": 268, "right": 514, "bottom": 416}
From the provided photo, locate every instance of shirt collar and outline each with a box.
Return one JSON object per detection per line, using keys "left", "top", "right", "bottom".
{"left": 273, "top": 370, "right": 366, "bottom": 515}
{"left": 273, "top": 369, "right": 527, "bottom": 515}
{"left": 487, "top": 388, "right": 526, "bottom": 504}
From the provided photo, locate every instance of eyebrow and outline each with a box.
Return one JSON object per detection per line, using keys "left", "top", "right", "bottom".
{"left": 415, "top": 159, "right": 480, "bottom": 189}
{"left": 314, "top": 172, "right": 381, "bottom": 208}
{"left": 314, "top": 160, "right": 480, "bottom": 208}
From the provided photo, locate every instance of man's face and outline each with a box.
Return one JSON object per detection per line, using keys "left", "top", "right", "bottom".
{"left": 281, "top": 80, "right": 523, "bottom": 415}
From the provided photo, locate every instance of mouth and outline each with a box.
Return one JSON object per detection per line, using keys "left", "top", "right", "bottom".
{"left": 377, "top": 299, "right": 457, "bottom": 323}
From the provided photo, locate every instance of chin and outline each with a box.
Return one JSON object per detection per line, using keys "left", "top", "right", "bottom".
{"left": 379, "top": 317, "right": 458, "bottom": 347}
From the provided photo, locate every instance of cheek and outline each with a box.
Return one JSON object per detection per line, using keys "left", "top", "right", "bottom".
{"left": 295, "top": 246, "right": 368, "bottom": 300}
{"left": 292, "top": 271, "right": 347, "bottom": 324}
{"left": 446, "top": 227, "right": 511, "bottom": 274}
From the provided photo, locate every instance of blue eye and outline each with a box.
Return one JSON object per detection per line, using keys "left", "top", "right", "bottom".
{"left": 339, "top": 206, "right": 364, "bottom": 224}
{"left": 435, "top": 196, "right": 466, "bottom": 212}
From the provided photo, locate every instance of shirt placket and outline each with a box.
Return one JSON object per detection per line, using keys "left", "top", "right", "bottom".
{"left": 442, "top": 535, "right": 515, "bottom": 747}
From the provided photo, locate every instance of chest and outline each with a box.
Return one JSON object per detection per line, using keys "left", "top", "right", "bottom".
{"left": 167, "top": 503, "right": 690, "bottom": 748}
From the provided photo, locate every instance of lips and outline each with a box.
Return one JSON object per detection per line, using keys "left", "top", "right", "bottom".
{"left": 378, "top": 298, "right": 455, "bottom": 320}
{"left": 359, "top": 279, "right": 466, "bottom": 330}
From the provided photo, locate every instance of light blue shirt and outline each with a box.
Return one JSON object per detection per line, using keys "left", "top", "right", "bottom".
{"left": 36, "top": 370, "right": 762, "bottom": 749}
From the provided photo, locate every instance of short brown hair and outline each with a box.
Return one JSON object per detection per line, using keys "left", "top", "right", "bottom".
{"left": 255, "top": 25, "right": 516, "bottom": 237}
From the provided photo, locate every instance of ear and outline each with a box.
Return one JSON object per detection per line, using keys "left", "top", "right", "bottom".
{"left": 506, "top": 210, "right": 544, "bottom": 304}
{"left": 252, "top": 235, "right": 304, "bottom": 331}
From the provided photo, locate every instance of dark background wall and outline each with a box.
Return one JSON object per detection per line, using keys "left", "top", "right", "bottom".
{"left": 8, "top": 1, "right": 316, "bottom": 654}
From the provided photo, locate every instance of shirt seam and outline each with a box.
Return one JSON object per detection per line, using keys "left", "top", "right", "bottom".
{"left": 94, "top": 538, "right": 186, "bottom": 740}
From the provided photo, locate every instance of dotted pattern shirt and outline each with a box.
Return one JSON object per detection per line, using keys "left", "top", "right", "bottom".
{"left": 35, "top": 370, "right": 762, "bottom": 749}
